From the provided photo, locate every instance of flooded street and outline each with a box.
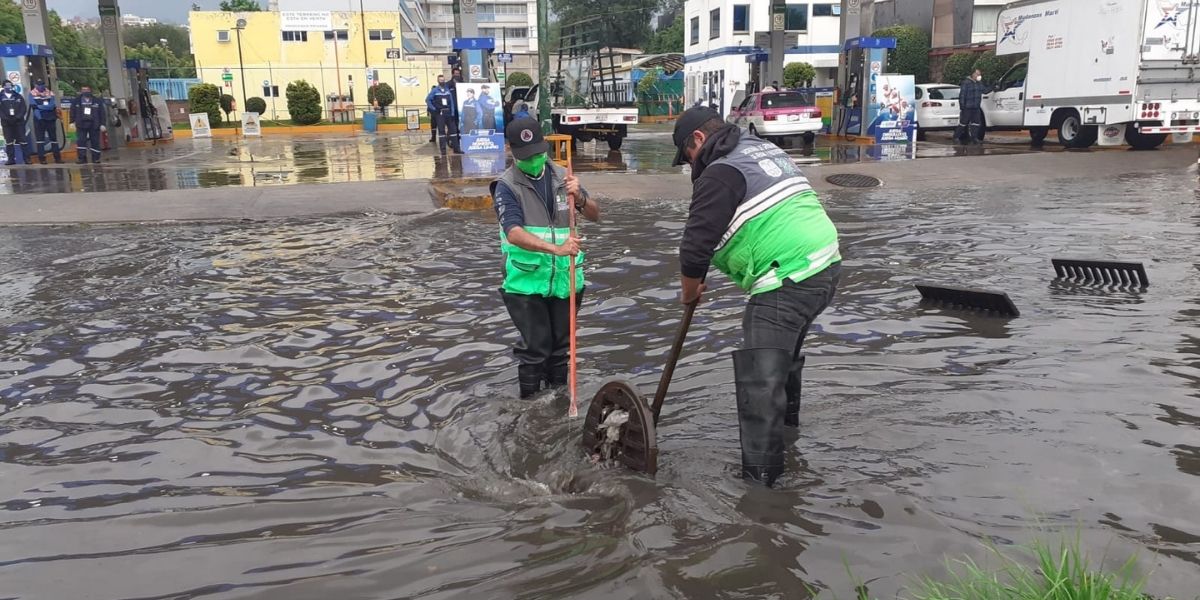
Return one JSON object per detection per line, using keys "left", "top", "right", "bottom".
{"left": 0, "top": 128, "right": 1083, "bottom": 196}
{"left": 1, "top": 169, "right": 1198, "bottom": 599}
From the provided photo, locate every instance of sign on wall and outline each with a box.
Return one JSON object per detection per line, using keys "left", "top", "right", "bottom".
{"left": 280, "top": 11, "right": 332, "bottom": 32}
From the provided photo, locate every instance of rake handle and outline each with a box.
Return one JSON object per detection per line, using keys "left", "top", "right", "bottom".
{"left": 651, "top": 281, "right": 703, "bottom": 425}
{"left": 567, "top": 152, "right": 578, "bottom": 418}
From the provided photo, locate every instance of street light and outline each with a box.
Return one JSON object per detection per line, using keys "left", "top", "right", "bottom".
{"left": 159, "top": 38, "right": 171, "bottom": 79}
{"left": 234, "top": 18, "right": 248, "bottom": 118}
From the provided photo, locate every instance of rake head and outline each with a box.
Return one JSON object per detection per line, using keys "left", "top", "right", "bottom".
{"left": 1051, "top": 259, "right": 1148, "bottom": 288}
{"left": 916, "top": 284, "right": 1020, "bottom": 318}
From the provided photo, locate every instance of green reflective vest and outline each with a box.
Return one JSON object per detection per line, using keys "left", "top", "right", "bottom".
{"left": 491, "top": 163, "right": 585, "bottom": 298}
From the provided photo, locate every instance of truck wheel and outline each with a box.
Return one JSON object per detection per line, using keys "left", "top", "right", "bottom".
{"left": 1029, "top": 127, "right": 1049, "bottom": 146}
{"left": 1056, "top": 111, "right": 1097, "bottom": 149}
{"left": 1126, "top": 125, "right": 1167, "bottom": 151}
{"left": 802, "top": 132, "right": 816, "bottom": 145}
{"left": 607, "top": 136, "right": 623, "bottom": 151}
{"left": 916, "top": 128, "right": 927, "bottom": 141}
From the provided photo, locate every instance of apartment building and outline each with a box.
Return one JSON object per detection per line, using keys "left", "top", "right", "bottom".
{"left": 683, "top": 0, "right": 843, "bottom": 115}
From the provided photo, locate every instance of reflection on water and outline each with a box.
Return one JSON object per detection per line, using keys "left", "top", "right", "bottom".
{"left": 0, "top": 171, "right": 1198, "bottom": 598}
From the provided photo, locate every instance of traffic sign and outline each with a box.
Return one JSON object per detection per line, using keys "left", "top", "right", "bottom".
{"left": 386, "top": 48, "right": 402, "bottom": 60}
{"left": 262, "top": 79, "right": 270, "bottom": 87}
{"left": 497, "top": 52, "right": 513, "bottom": 64}
{"left": 222, "top": 72, "right": 233, "bottom": 82}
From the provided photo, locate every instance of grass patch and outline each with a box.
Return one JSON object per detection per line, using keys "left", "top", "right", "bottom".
{"left": 908, "top": 539, "right": 1162, "bottom": 600}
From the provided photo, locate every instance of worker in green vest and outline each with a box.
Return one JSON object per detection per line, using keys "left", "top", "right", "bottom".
{"left": 673, "top": 107, "right": 842, "bottom": 487}
{"left": 491, "top": 117, "right": 601, "bottom": 398}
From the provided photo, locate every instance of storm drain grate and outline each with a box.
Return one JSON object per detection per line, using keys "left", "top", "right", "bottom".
{"left": 824, "top": 174, "right": 882, "bottom": 188}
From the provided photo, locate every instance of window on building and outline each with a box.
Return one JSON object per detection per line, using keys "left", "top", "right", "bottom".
{"left": 432, "top": 27, "right": 452, "bottom": 40}
{"left": 973, "top": 6, "right": 1001, "bottom": 37}
{"left": 216, "top": 30, "right": 230, "bottom": 42}
{"left": 281, "top": 30, "right": 308, "bottom": 42}
{"left": 709, "top": 8, "right": 720, "bottom": 39}
{"left": 785, "top": 4, "right": 808, "bottom": 31}
{"left": 262, "top": 85, "right": 280, "bottom": 97}
{"left": 690, "top": 16, "right": 699, "bottom": 45}
{"left": 733, "top": 5, "right": 750, "bottom": 32}
{"left": 324, "top": 29, "right": 349, "bottom": 41}
{"left": 812, "top": 3, "right": 835, "bottom": 16}
{"left": 504, "top": 27, "right": 528, "bottom": 38}
{"left": 369, "top": 29, "right": 395, "bottom": 41}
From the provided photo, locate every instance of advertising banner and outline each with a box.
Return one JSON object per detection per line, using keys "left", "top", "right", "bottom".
{"left": 870, "top": 74, "right": 916, "bottom": 144}
{"left": 457, "top": 82, "right": 504, "bottom": 154}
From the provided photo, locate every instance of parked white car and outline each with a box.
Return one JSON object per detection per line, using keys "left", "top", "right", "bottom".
{"left": 727, "top": 91, "right": 822, "bottom": 146}
{"left": 915, "top": 84, "right": 960, "bottom": 140}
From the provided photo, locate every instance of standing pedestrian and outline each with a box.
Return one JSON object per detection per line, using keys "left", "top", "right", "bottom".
{"left": 957, "top": 68, "right": 987, "bottom": 145}
{"left": 0, "top": 80, "right": 33, "bottom": 166}
{"left": 424, "top": 74, "right": 460, "bottom": 156}
{"left": 70, "top": 85, "right": 106, "bottom": 164}
{"left": 479, "top": 84, "right": 497, "bottom": 131}
{"left": 491, "top": 117, "right": 601, "bottom": 398}
{"left": 672, "top": 107, "right": 842, "bottom": 487}
{"left": 29, "top": 79, "right": 62, "bottom": 164}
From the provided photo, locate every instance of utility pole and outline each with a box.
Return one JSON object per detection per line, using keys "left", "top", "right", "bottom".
{"left": 235, "top": 19, "right": 248, "bottom": 118}
{"left": 536, "top": 0, "right": 549, "bottom": 130}
{"left": 359, "top": 0, "right": 370, "bottom": 70}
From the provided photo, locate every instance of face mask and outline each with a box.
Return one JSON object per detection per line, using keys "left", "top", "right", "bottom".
{"left": 35, "top": 85, "right": 45, "bottom": 92}
{"left": 2, "top": 86, "right": 10, "bottom": 93}
{"left": 976, "top": 75, "right": 982, "bottom": 81}
{"left": 516, "top": 153, "right": 548, "bottom": 177}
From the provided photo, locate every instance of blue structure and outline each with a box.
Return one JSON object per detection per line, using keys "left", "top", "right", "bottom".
{"left": 149, "top": 78, "right": 201, "bottom": 101}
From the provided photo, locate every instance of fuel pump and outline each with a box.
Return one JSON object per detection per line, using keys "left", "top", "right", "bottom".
{"left": 0, "top": 44, "right": 62, "bottom": 162}
{"left": 835, "top": 37, "right": 895, "bottom": 137}
{"left": 124, "top": 59, "right": 162, "bottom": 141}
{"left": 452, "top": 37, "right": 495, "bottom": 83}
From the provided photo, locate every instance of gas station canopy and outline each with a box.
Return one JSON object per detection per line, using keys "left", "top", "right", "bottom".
{"left": 0, "top": 44, "right": 55, "bottom": 58}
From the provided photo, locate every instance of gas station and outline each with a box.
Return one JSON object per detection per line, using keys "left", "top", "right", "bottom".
{"left": 2, "top": 0, "right": 171, "bottom": 162}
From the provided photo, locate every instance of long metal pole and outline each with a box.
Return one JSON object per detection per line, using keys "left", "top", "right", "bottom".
{"left": 236, "top": 27, "right": 248, "bottom": 119}
{"left": 536, "top": 0, "right": 549, "bottom": 131}
{"left": 360, "top": 0, "right": 370, "bottom": 69}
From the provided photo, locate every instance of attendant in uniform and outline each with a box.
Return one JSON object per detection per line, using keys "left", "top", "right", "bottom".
{"left": 424, "top": 74, "right": 460, "bottom": 156}
{"left": 479, "top": 84, "right": 498, "bottom": 131}
{"left": 69, "top": 85, "right": 106, "bottom": 164}
{"left": 0, "top": 80, "right": 33, "bottom": 166}
{"left": 491, "top": 118, "right": 601, "bottom": 397}
{"left": 460, "top": 87, "right": 480, "bottom": 133}
{"left": 29, "top": 80, "right": 62, "bottom": 164}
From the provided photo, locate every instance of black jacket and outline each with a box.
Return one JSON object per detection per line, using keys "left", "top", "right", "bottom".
{"left": 959, "top": 77, "right": 986, "bottom": 110}
{"left": 680, "top": 123, "right": 749, "bottom": 279}
{"left": 0, "top": 90, "right": 28, "bottom": 123}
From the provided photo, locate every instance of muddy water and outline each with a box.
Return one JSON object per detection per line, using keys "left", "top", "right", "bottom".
{"left": 1, "top": 171, "right": 1198, "bottom": 599}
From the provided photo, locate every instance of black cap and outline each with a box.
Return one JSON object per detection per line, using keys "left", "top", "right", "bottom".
{"left": 672, "top": 106, "right": 722, "bottom": 166}
{"left": 505, "top": 117, "right": 548, "bottom": 160}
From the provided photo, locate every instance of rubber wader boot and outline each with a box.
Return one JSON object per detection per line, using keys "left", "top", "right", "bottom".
{"left": 784, "top": 355, "right": 805, "bottom": 428}
{"left": 518, "top": 364, "right": 544, "bottom": 399}
{"left": 733, "top": 348, "right": 791, "bottom": 487}
{"left": 547, "top": 362, "right": 568, "bottom": 388}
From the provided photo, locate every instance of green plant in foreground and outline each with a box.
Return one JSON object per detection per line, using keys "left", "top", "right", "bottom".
{"left": 908, "top": 540, "right": 1159, "bottom": 600}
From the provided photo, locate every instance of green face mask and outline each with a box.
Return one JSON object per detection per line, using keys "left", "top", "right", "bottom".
{"left": 516, "top": 153, "right": 548, "bottom": 177}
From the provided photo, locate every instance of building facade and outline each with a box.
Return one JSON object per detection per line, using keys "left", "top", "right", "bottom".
{"left": 190, "top": 9, "right": 446, "bottom": 121}
{"left": 682, "top": 0, "right": 843, "bottom": 116}
{"left": 422, "top": 0, "right": 539, "bottom": 55}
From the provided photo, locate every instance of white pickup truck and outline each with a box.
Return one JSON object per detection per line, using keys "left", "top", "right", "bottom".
{"left": 982, "top": 0, "right": 1200, "bottom": 150}
{"left": 503, "top": 85, "right": 639, "bottom": 151}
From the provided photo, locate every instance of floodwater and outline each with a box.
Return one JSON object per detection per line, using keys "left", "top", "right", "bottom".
{"left": 1, "top": 170, "right": 1198, "bottom": 599}
{"left": 0, "top": 129, "right": 1058, "bottom": 195}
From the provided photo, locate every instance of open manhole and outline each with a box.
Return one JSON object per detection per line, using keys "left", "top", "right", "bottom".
{"left": 825, "top": 173, "right": 882, "bottom": 188}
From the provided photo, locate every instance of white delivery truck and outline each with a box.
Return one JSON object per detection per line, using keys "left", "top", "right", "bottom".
{"left": 982, "top": 0, "right": 1200, "bottom": 149}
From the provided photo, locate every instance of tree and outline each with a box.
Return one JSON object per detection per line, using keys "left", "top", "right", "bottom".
{"left": 0, "top": 3, "right": 109, "bottom": 94}
{"left": 505, "top": 71, "right": 534, "bottom": 89}
{"left": 549, "top": 0, "right": 658, "bottom": 49}
{"left": 286, "top": 80, "right": 322, "bottom": 125}
{"left": 124, "top": 43, "right": 195, "bottom": 79}
{"left": 219, "top": 0, "right": 263, "bottom": 10}
{"left": 941, "top": 52, "right": 976, "bottom": 84}
{"left": 644, "top": 18, "right": 683, "bottom": 54}
{"left": 972, "top": 51, "right": 1015, "bottom": 86}
{"left": 872, "top": 25, "right": 931, "bottom": 83}
{"left": 367, "top": 83, "right": 395, "bottom": 116}
{"left": 246, "top": 97, "right": 267, "bottom": 115}
{"left": 188, "top": 83, "right": 222, "bottom": 125}
{"left": 783, "top": 62, "right": 816, "bottom": 88}
{"left": 220, "top": 93, "right": 236, "bottom": 122}
{"left": 121, "top": 23, "right": 192, "bottom": 58}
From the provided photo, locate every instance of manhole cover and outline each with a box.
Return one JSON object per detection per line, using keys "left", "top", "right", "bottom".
{"left": 825, "top": 173, "right": 881, "bottom": 188}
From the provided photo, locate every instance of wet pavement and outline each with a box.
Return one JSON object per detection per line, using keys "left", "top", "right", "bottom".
{"left": 0, "top": 126, "right": 1116, "bottom": 195}
{"left": 1, "top": 166, "right": 1198, "bottom": 598}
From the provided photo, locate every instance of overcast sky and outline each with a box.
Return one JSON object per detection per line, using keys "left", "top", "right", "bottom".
{"left": 46, "top": 1, "right": 224, "bottom": 24}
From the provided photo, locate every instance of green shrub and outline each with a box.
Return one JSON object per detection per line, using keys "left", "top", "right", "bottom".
{"left": 285, "top": 80, "right": 322, "bottom": 125}
{"left": 941, "top": 52, "right": 977, "bottom": 84}
{"left": 245, "top": 96, "right": 267, "bottom": 115}
{"left": 783, "top": 62, "right": 816, "bottom": 88}
{"left": 973, "top": 50, "right": 1016, "bottom": 86}
{"left": 187, "top": 82, "right": 222, "bottom": 125}
{"left": 872, "top": 25, "right": 931, "bottom": 83}
{"left": 367, "top": 83, "right": 395, "bottom": 108}
{"left": 506, "top": 71, "right": 534, "bottom": 88}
